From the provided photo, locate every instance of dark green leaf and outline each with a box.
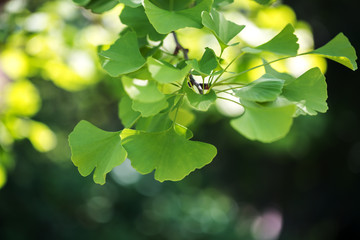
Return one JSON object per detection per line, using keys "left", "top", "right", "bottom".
{"left": 143, "top": 0, "right": 213, "bottom": 34}
{"left": 121, "top": 126, "right": 217, "bottom": 182}
{"left": 282, "top": 67, "right": 328, "bottom": 115}
{"left": 310, "top": 33, "right": 358, "bottom": 70}
{"left": 74, "top": 0, "right": 119, "bottom": 13}
{"left": 68, "top": 121, "right": 127, "bottom": 184}
{"left": 234, "top": 74, "right": 285, "bottom": 102}
{"left": 120, "top": 6, "right": 165, "bottom": 41}
{"left": 99, "top": 31, "right": 146, "bottom": 76}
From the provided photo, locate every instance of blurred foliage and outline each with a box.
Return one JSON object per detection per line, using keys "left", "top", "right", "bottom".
{"left": 0, "top": 0, "right": 360, "bottom": 239}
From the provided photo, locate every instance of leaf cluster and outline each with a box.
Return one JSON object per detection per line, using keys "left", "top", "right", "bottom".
{"left": 69, "top": 0, "right": 358, "bottom": 184}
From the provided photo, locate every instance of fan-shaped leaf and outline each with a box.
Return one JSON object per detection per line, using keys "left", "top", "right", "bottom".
{"left": 234, "top": 74, "right": 285, "bottom": 102}
{"left": 99, "top": 31, "right": 146, "bottom": 76}
{"left": 185, "top": 85, "right": 217, "bottom": 111}
{"left": 282, "top": 67, "right": 328, "bottom": 115}
{"left": 231, "top": 101, "right": 296, "bottom": 143}
{"left": 122, "top": 76, "right": 165, "bottom": 103}
{"left": 118, "top": 96, "right": 141, "bottom": 127}
{"left": 132, "top": 98, "right": 169, "bottom": 117}
{"left": 202, "top": 9, "right": 245, "bottom": 49}
{"left": 121, "top": 126, "right": 217, "bottom": 182}
{"left": 187, "top": 47, "right": 218, "bottom": 75}
{"left": 143, "top": 0, "right": 213, "bottom": 34}
{"left": 147, "top": 57, "right": 191, "bottom": 83}
{"left": 68, "top": 121, "right": 127, "bottom": 185}
{"left": 310, "top": 33, "right": 357, "bottom": 70}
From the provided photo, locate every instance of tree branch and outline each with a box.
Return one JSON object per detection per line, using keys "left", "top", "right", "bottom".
{"left": 172, "top": 31, "right": 203, "bottom": 94}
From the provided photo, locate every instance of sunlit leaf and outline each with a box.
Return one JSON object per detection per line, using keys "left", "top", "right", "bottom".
{"left": 243, "top": 24, "right": 299, "bottom": 55}
{"left": 147, "top": 57, "right": 191, "bottom": 83}
{"left": 69, "top": 121, "right": 127, "bottom": 185}
{"left": 310, "top": 33, "right": 358, "bottom": 70}
{"left": 118, "top": 96, "right": 141, "bottom": 127}
{"left": 121, "top": 126, "right": 217, "bottom": 182}
{"left": 132, "top": 98, "right": 169, "bottom": 117}
{"left": 184, "top": 85, "right": 217, "bottom": 111}
{"left": 143, "top": 0, "right": 213, "bottom": 34}
{"left": 99, "top": 31, "right": 146, "bottom": 77}
{"left": 122, "top": 76, "right": 165, "bottom": 103}
{"left": 234, "top": 74, "right": 285, "bottom": 102}
{"left": 202, "top": 9, "right": 245, "bottom": 49}
{"left": 214, "top": 0, "right": 234, "bottom": 7}
{"left": 187, "top": 47, "right": 218, "bottom": 75}
{"left": 231, "top": 101, "right": 296, "bottom": 143}
{"left": 282, "top": 67, "right": 328, "bottom": 115}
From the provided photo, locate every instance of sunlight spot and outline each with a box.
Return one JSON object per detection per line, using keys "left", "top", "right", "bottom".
{"left": 251, "top": 209, "right": 283, "bottom": 240}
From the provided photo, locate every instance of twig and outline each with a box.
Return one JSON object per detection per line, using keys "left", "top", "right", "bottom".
{"left": 172, "top": 31, "right": 203, "bottom": 94}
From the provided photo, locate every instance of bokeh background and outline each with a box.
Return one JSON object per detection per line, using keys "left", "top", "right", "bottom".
{"left": 0, "top": 0, "right": 359, "bottom": 239}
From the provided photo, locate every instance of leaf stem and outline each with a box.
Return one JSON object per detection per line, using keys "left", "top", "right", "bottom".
{"left": 217, "top": 96, "right": 243, "bottom": 107}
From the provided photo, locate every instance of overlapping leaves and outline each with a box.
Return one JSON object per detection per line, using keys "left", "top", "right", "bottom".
{"left": 69, "top": 0, "right": 358, "bottom": 184}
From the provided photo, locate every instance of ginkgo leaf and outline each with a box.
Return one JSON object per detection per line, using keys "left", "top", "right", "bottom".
{"left": 184, "top": 85, "right": 217, "bottom": 111}
{"left": 187, "top": 47, "right": 218, "bottom": 75}
{"left": 263, "top": 59, "right": 296, "bottom": 85}
{"left": 122, "top": 76, "right": 165, "bottom": 103}
{"left": 201, "top": 9, "right": 245, "bottom": 49}
{"left": 231, "top": 101, "right": 296, "bottom": 143}
{"left": 282, "top": 67, "right": 328, "bottom": 115}
{"left": 147, "top": 57, "right": 191, "bottom": 83}
{"left": 243, "top": 24, "right": 299, "bottom": 55}
{"left": 143, "top": 0, "right": 213, "bottom": 34}
{"left": 310, "top": 33, "right": 358, "bottom": 70}
{"left": 121, "top": 126, "right": 217, "bottom": 182}
{"left": 120, "top": 6, "right": 165, "bottom": 41}
{"left": 252, "top": 0, "right": 274, "bottom": 5}
{"left": 99, "top": 31, "right": 146, "bottom": 77}
{"left": 234, "top": 74, "right": 285, "bottom": 102}
{"left": 132, "top": 98, "right": 169, "bottom": 117}
{"left": 118, "top": 96, "right": 141, "bottom": 127}
{"left": 68, "top": 120, "right": 127, "bottom": 185}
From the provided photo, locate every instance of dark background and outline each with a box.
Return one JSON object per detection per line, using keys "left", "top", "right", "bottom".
{"left": 1, "top": 0, "right": 359, "bottom": 239}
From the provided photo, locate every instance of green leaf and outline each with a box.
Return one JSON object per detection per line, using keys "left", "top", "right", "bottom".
{"left": 74, "top": 0, "right": 119, "bottom": 13}
{"left": 68, "top": 121, "right": 127, "bottom": 185}
{"left": 99, "top": 31, "right": 146, "bottom": 76}
{"left": 147, "top": 57, "right": 191, "bottom": 83}
{"left": 122, "top": 76, "right": 165, "bottom": 103}
{"left": 136, "top": 112, "right": 173, "bottom": 132}
{"left": 120, "top": 6, "right": 165, "bottom": 41}
{"left": 143, "top": 0, "right": 213, "bottom": 34}
{"left": 230, "top": 101, "right": 296, "bottom": 143}
{"left": 184, "top": 85, "right": 217, "bottom": 111}
{"left": 187, "top": 47, "right": 218, "bottom": 75}
{"left": 121, "top": 126, "right": 217, "bottom": 182}
{"left": 282, "top": 67, "right": 328, "bottom": 115}
{"left": 132, "top": 98, "right": 169, "bottom": 117}
{"left": 118, "top": 0, "right": 142, "bottom": 7}
{"left": 118, "top": 96, "right": 141, "bottom": 127}
{"left": 263, "top": 59, "right": 296, "bottom": 85}
{"left": 244, "top": 24, "right": 299, "bottom": 55}
{"left": 201, "top": 9, "right": 245, "bottom": 49}
{"left": 234, "top": 74, "right": 285, "bottom": 102}
{"left": 310, "top": 33, "right": 358, "bottom": 70}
